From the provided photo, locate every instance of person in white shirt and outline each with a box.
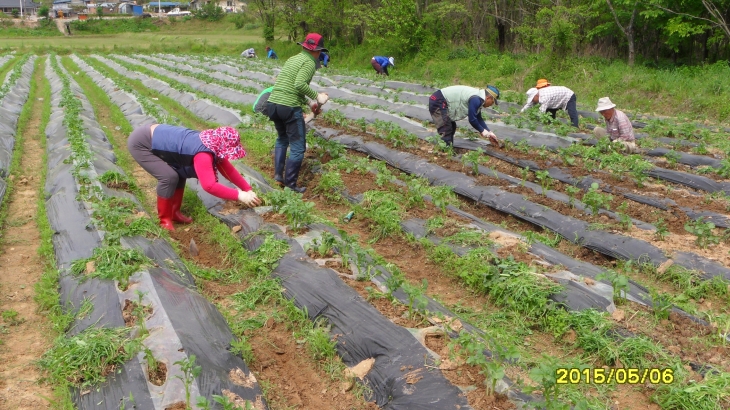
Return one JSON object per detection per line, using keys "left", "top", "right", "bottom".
{"left": 521, "top": 79, "right": 579, "bottom": 128}
{"left": 241, "top": 48, "right": 256, "bottom": 58}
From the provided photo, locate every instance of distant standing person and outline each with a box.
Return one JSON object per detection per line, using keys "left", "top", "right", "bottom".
{"left": 319, "top": 52, "right": 330, "bottom": 68}
{"left": 521, "top": 79, "right": 580, "bottom": 128}
{"left": 371, "top": 56, "right": 394, "bottom": 76}
{"left": 241, "top": 48, "right": 256, "bottom": 58}
{"left": 593, "top": 97, "right": 638, "bottom": 153}
{"left": 428, "top": 85, "right": 501, "bottom": 147}
{"left": 266, "top": 33, "right": 330, "bottom": 193}
{"left": 265, "top": 46, "right": 278, "bottom": 59}
{"left": 127, "top": 124, "right": 261, "bottom": 231}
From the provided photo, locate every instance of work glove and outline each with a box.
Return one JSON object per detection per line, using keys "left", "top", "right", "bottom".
{"left": 237, "top": 190, "right": 261, "bottom": 207}
{"left": 481, "top": 129, "right": 501, "bottom": 147}
{"left": 303, "top": 112, "right": 315, "bottom": 123}
{"left": 316, "top": 92, "right": 329, "bottom": 106}
{"left": 309, "top": 100, "right": 322, "bottom": 116}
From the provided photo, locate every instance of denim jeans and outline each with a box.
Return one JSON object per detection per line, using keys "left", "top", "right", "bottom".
{"left": 267, "top": 103, "right": 307, "bottom": 162}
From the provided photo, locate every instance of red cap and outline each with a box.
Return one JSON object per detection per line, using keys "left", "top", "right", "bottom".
{"left": 298, "top": 33, "right": 328, "bottom": 53}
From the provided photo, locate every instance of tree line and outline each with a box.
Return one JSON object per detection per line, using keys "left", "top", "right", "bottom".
{"left": 249, "top": 0, "right": 730, "bottom": 66}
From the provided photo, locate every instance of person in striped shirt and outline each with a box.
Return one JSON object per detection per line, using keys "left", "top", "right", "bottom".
{"left": 521, "top": 79, "right": 580, "bottom": 128}
{"left": 266, "top": 33, "right": 329, "bottom": 193}
{"left": 593, "top": 97, "right": 638, "bottom": 153}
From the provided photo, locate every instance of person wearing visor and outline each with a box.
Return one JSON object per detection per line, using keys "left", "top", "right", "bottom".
{"left": 520, "top": 78, "right": 580, "bottom": 128}
{"left": 128, "top": 124, "right": 261, "bottom": 231}
{"left": 266, "top": 32, "right": 330, "bottom": 193}
{"left": 428, "top": 85, "right": 501, "bottom": 147}
{"left": 371, "top": 56, "right": 395, "bottom": 76}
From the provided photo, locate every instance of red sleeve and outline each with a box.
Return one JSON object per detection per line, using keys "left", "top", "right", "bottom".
{"left": 193, "top": 153, "right": 240, "bottom": 201}
{"left": 216, "top": 158, "right": 252, "bottom": 192}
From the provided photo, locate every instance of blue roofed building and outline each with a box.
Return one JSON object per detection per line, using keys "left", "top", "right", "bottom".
{"left": 0, "top": 0, "right": 41, "bottom": 14}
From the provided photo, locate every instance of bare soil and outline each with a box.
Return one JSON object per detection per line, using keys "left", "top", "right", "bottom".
{"left": 0, "top": 63, "right": 55, "bottom": 409}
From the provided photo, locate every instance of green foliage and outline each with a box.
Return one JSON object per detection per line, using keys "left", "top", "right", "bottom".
{"left": 654, "top": 218, "right": 669, "bottom": 240}
{"left": 655, "top": 371, "right": 730, "bottom": 410}
{"left": 313, "top": 170, "right": 345, "bottom": 203}
{"left": 581, "top": 182, "right": 612, "bottom": 215}
{"left": 38, "top": 327, "right": 139, "bottom": 387}
{"left": 401, "top": 279, "right": 429, "bottom": 319}
{"left": 565, "top": 185, "right": 580, "bottom": 207}
{"left": 597, "top": 269, "right": 630, "bottom": 304}
{"left": 265, "top": 188, "right": 316, "bottom": 229}
{"left": 174, "top": 355, "right": 202, "bottom": 409}
{"left": 194, "top": 2, "right": 225, "bottom": 21}
{"left": 684, "top": 218, "right": 719, "bottom": 248}
{"left": 70, "top": 18, "right": 160, "bottom": 34}
{"left": 70, "top": 246, "right": 151, "bottom": 290}
{"left": 534, "top": 170, "right": 553, "bottom": 195}
{"left": 1, "top": 309, "right": 23, "bottom": 326}
{"left": 359, "top": 191, "right": 403, "bottom": 241}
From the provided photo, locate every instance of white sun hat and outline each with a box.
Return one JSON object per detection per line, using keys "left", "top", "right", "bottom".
{"left": 525, "top": 87, "right": 538, "bottom": 104}
{"left": 595, "top": 97, "right": 616, "bottom": 112}
{"left": 388, "top": 56, "right": 395, "bottom": 67}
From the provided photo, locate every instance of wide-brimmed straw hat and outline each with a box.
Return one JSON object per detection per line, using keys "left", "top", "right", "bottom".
{"left": 595, "top": 97, "right": 616, "bottom": 112}
{"left": 536, "top": 78, "right": 551, "bottom": 89}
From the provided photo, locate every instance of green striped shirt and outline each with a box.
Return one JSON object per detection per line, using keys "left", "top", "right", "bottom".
{"left": 268, "top": 51, "right": 318, "bottom": 107}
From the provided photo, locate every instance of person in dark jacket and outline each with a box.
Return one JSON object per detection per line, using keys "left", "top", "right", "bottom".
{"left": 371, "top": 56, "right": 394, "bottom": 76}
{"left": 128, "top": 124, "right": 261, "bottom": 231}
{"left": 319, "top": 52, "right": 330, "bottom": 67}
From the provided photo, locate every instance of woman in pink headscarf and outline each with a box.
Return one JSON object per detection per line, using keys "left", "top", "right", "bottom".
{"left": 128, "top": 124, "right": 261, "bottom": 231}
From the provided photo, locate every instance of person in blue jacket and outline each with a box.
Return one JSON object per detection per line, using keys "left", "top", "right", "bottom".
{"left": 371, "top": 56, "right": 394, "bottom": 76}
{"left": 319, "top": 52, "right": 330, "bottom": 68}
{"left": 265, "top": 46, "right": 278, "bottom": 59}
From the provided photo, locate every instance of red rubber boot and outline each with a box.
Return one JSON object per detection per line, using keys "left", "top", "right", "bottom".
{"left": 157, "top": 195, "right": 175, "bottom": 231}
{"left": 171, "top": 187, "right": 193, "bottom": 224}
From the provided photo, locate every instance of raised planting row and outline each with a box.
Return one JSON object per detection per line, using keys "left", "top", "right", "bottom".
{"left": 0, "top": 54, "right": 34, "bottom": 203}
{"left": 239, "top": 131, "right": 727, "bottom": 408}
{"left": 41, "top": 55, "right": 266, "bottom": 410}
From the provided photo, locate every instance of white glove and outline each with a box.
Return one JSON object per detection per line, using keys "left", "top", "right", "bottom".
{"left": 237, "top": 190, "right": 259, "bottom": 206}
{"left": 316, "top": 92, "right": 329, "bottom": 106}
{"left": 303, "top": 112, "right": 315, "bottom": 123}
{"left": 481, "top": 129, "right": 496, "bottom": 138}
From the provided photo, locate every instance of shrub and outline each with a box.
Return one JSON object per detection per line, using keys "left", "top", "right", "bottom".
{"left": 193, "top": 2, "right": 224, "bottom": 21}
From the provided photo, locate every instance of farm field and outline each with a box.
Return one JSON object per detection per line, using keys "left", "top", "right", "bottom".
{"left": 0, "top": 50, "right": 728, "bottom": 410}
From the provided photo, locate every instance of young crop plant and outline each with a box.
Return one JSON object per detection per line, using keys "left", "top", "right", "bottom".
{"left": 98, "top": 170, "right": 136, "bottom": 191}
{"left": 404, "top": 176, "right": 429, "bottom": 208}
{"left": 429, "top": 184, "right": 457, "bottom": 213}
{"left": 265, "top": 188, "right": 316, "bottom": 230}
{"left": 91, "top": 197, "right": 163, "bottom": 245}
{"left": 359, "top": 191, "right": 403, "bottom": 241}
{"left": 534, "top": 170, "right": 553, "bottom": 195}
{"left": 453, "top": 332, "right": 506, "bottom": 396}
{"left": 401, "top": 279, "right": 429, "bottom": 320}
{"left": 648, "top": 288, "right": 673, "bottom": 321}
{"left": 616, "top": 201, "right": 632, "bottom": 231}
{"left": 308, "top": 231, "right": 337, "bottom": 257}
{"left": 460, "top": 148, "right": 484, "bottom": 176}
{"left": 565, "top": 185, "right": 580, "bottom": 208}
{"left": 717, "top": 158, "right": 730, "bottom": 179}
{"left": 426, "top": 135, "right": 454, "bottom": 155}
{"left": 70, "top": 245, "right": 152, "bottom": 290}
{"left": 581, "top": 182, "right": 612, "bottom": 215}
{"left": 313, "top": 170, "right": 345, "bottom": 203}
{"left": 684, "top": 218, "right": 720, "bottom": 248}
{"left": 38, "top": 326, "right": 140, "bottom": 388}
{"left": 174, "top": 355, "right": 202, "bottom": 410}
{"left": 654, "top": 218, "right": 670, "bottom": 240}
{"left": 664, "top": 150, "right": 682, "bottom": 168}
{"left": 309, "top": 136, "right": 345, "bottom": 161}
{"left": 596, "top": 269, "right": 630, "bottom": 304}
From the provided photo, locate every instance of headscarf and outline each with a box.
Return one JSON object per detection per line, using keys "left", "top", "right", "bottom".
{"left": 199, "top": 126, "right": 246, "bottom": 160}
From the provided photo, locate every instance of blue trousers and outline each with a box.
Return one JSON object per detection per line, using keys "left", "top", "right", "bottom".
{"left": 267, "top": 103, "right": 306, "bottom": 162}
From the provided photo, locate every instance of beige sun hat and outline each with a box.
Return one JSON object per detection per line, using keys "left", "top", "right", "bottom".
{"left": 595, "top": 97, "right": 616, "bottom": 112}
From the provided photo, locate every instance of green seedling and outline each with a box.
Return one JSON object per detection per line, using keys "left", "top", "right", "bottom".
{"left": 582, "top": 182, "right": 612, "bottom": 215}
{"left": 520, "top": 166, "right": 529, "bottom": 186}
{"left": 401, "top": 279, "right": 429, "bottom": 319}
{"left": 174, "top": 355, "right": 202, "bottom": 410}
{"left": 314, "top": 171, "right": 345, "bottom": 203}
{"left": 534, "top": 170, "right": 552, "bottom": 195}
{"left": 430, "top": 185, "right": 456, "bottom": 213}
{"left": 597, "top": 270, "right": 630, "bottom": 304}
{"left": 648, "top": 288, "right": 673, "bottom": 321}
{"left": 616, "top": 201, "right": 632, "bottom": 231}
{"left": 461, "top": 148, "right": 484, "bottom": 175}
{"left": 664, "top": 150, "right": 682, "bottom": 168}
{"left": 265, "top": 188, "right": 315, "bottom": 230}
{"left": 684, "top": 218, "right": 720, "bottom": 249}
{"left": 565, "top": 185, "right": 580, "bottom": 207}
{"left": 308, "top": 231, "right": 337, "bottom": 257}
{"left": 655, "top": 218, "right": 670, "bottom": 241}
{"left": 1, "top": 309, "right": 23, "bottom": 326}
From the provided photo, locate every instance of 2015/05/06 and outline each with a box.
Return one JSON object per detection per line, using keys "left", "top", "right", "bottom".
{"left": 556, "top": 368, "right": 675, "bottom": 385}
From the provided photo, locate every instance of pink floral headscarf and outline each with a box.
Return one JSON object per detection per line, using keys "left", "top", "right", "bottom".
{"left": 199, "top": 126, "right": 247, "bottom": 160}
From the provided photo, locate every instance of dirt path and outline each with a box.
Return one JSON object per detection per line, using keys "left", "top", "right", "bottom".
{"left": 54, "top": 18, "right": 71, "bottom": 36}
{"left": 0, "top": 62, "right": 53, "bottom": 408}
